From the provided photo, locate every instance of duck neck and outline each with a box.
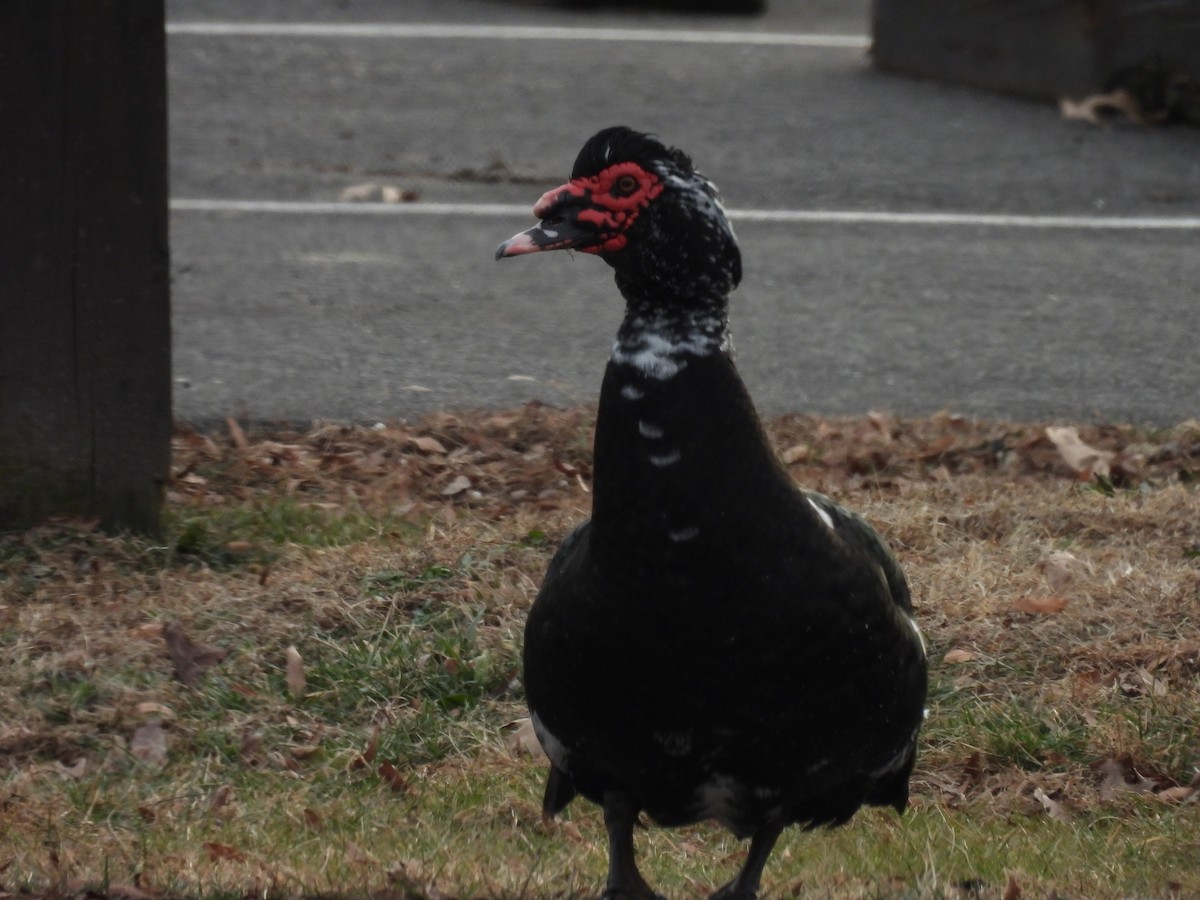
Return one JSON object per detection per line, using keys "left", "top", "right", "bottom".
{"left": 588, "top": 292, "right": 795, "bottom": 574}
{"left": 611, "top": 284, "right": 732, "bottom": 379}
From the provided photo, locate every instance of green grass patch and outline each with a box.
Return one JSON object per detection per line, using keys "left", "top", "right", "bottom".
{"left": 2, "top": 414, "right": 1198, "bottom": 898}
{"left": 165, "top": 499, "right": 421, "bottom": 567}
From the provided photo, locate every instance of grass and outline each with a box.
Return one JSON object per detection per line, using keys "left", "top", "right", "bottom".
{"left": 1, "top": 407, "right": 1198, "bottom": 898}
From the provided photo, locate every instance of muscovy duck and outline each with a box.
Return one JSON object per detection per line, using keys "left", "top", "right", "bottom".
{"left": 496, "top": 127, "right": 928, "bottom": 900}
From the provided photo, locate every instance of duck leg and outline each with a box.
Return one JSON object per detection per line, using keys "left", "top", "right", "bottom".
{"left": 708, "top": 820, "right": 785, "bottom": 900}
{"left": 600, "top": 790, "right": 663, "bottom": 900}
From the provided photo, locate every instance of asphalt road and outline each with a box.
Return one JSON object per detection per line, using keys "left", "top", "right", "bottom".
{"left": 167, "top": 0, "right": 1200, "bottom": 426}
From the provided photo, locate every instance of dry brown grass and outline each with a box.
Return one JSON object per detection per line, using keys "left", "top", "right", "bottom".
{"left": 1, "top": 406, "right": 1198, "bottom": 899}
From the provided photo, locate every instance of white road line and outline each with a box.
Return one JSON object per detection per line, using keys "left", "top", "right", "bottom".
{"left": 171, "top": 200, "right": 527, "bottom": 217}
{"left": 169, "top": 199, "right": 1200, "bottom": 230}
{"left": 736, "top": 210, "right": 1200, "bottom": 229}
{"left": 166, "top": 21, "right": 868, "bottom": 48}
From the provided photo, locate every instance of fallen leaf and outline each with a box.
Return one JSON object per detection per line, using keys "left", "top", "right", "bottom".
{"left": 1033, "top": 786, "right": 1073, "bottom": 824}
{"left": 131, "top": 720, "right": 168, "bottom": 769}
{"left": 1059, "top": 89, "right": 1164, "bottom": 126}
{"left": 942, "top": 648, "right": 977, "bottom": 664}
{"left": 345, "top": 840, "right": 378, "bottom": 865}
{"left": 378, "top": 760, "right": 407, "bottom": 792}
{"left": 162, "top": 621, "right": 229, "bottom": 687}
{"left": 340, "top": 183, "right": 377, "bottom": 202}
{"left": 209, "top": 784, "right": 235, "bottom": 813}
{"left": 1093, "top": 755, "right": 1171, "bottom": 799}
{"left": 553, "top": 456, "right": 579, "bottom": 477}
{"left": 239, "top": 728, "right": 264, "bottom": 764}
{"left": 134, "top": 701, "right": 175, "bottom": 720}
{"left": 1059, "top": 95, "right": 1107, "bottom": 125}
{"left": 1040, "top": 550, "right": 1080, "bottom": 592}
{"left": 503, "top": 717, "right": 548, "bottom": 761}
{"left": 132, "top": 621, "right": 164, "bottom": 640}
{"left": 559, "top": 820, "right": 585, "bottom": 844}
{"left": 409, "top": 435, "right": 447, "bottom": 455}
{"left": 339, "top": 183, "right": 402, "bottom": 203}
{"left": 303, "top": 807, "right": 322, "bottom": 829}
{"left": 1045, "top": 426, "right": 1113, "bottom": 478}
{"left": 352, "top": 724, "right": 381, "bottom": 769}
{"left": 441, "top": 474, "right": 472, "bottom": 496}
{"left": 290, "top": 742, "right": 322, "bottom": 760}
{"left": 285, "top": 645, "right": 306, "bottom": 699}
{"left": 1013, "top": 596, "right": 1069, "bottom": 615}
{"left": 203, "top": 841, "right": 245, "bottom": 862}
{"left": 226, "top": 416, "right": 249, "bottom": 452}
{"left": 1156, "top": 785, "right": 1196, "bottom": 803}
{"left": 780, "top": 443, "right": 809, "bottom": 465}
{"left": 1105, "top": 89, "right": 1150, "bottom": 122}
{"left": 56, "top": 757, "right": 87, "bottom": 780}
{"left": 867, "top": 409, "right": 897, "bottom": 442}
{"left": 961, "top": 751, "right": 985, "bottom": 788}
{"left": 1119, "top": 667, "right": 1168, "bottom": 697}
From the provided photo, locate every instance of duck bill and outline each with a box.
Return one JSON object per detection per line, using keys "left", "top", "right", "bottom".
{"left": 494, "top": 215, "right": 600, "bottom": 260}
{"left": 495, "top": 180, "right": 610, "bottom": 260}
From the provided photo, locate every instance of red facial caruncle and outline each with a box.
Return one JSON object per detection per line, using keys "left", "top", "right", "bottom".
{"left": 495, "top": 161, "right": 665, "bottom": 260}
{"left": 534, "top": 162, "right": 664, "bottom": 253}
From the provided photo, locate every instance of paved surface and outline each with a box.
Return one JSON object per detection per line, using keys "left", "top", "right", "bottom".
{"left": 167, "top": 0, "right": 1200, "bottom": 426}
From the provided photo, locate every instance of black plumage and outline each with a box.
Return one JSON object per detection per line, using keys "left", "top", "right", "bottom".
{"left": 496, "top": 127, "right": 928, "bottom": 900}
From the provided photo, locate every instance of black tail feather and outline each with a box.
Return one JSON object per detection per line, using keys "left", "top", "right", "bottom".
{"left": 542, "top": 764, "right": 577, "bottom": 819}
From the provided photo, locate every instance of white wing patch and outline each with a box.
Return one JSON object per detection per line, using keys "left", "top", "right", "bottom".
{"left": 806, "top": 495, "right": 836, "bottom": 531}
{"left": 650, "top": 448, "right": 682, "bottom": 467}
{"left": 904, "top": 613, "right": 927, "bottom": 658}
{"left": 695, "top": 774, "right": 740, "bottom": 823}
{"left": 870, "top": 741, "right": 913, "bottom": 779}
{"left": 668, "top": 524, "right": 700, "bottom": 543}
{"left": 806, "top": 757, "right": 832, "bottom": 775}
{"left": 531, "top": 711, "right": 570, "bottom": 771}
{"left": 638, "top": 419, "right": 665, "bottom": 439}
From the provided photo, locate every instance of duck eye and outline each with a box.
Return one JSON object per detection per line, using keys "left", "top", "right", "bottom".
{"left": 614, "top": 175, "right": 638, "bottom": 196}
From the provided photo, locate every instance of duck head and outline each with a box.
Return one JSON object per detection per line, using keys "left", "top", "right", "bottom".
{"left": 496, "top": 126, "right": 742, "bottom": 301}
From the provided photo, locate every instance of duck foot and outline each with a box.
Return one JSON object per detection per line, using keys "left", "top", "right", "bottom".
{"left": 600, "top": 791, "right": 665, "bottom": 900}
{"left": 707, "top": 820, "right": 785, "bottom": 900}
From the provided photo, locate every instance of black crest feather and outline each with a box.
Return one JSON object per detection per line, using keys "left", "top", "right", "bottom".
{"left": 571, "top": 126, "right": 694, "bottom": 179}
